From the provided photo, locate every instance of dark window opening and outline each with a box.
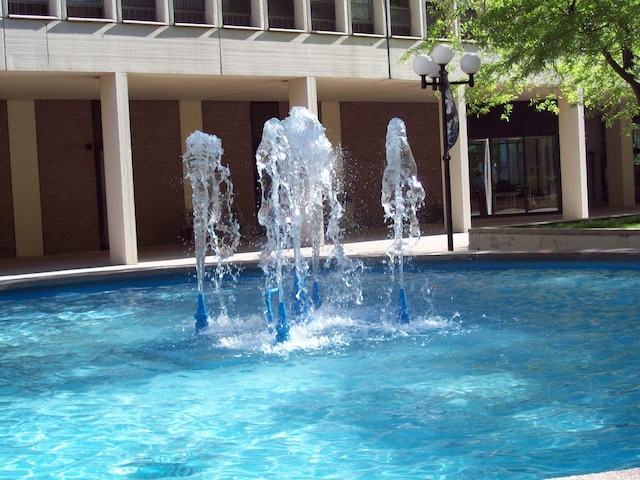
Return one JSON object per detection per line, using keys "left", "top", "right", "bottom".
{"left": 222, "top": 0, "right": 251, "bottom": 26}
{"left": 352, "top": 0, "right": 374, "bottom": 34}
{"left": 425, "top": 0, "right": 445, "bottom": 35}
{"left": 268, "top": 0, "right": 295, "bottom": 29}
{"left": 8, "top": 0, "right": 49, "bottom": 16}
{"left": 311, "top": 0, "right": 335, "bottom": 31}
{"left": 390, "top": 0, "right": 411, "bottom": 36}
{"left": 460, "top": 7, "right": 477, "bottom": 39}
{"left": 122, "top": 0, "right": 156, "bottom": 21}
{"left": 174, "top": 0, "right": 205, "bottom": 23}
{"left": 67, "top": 0, "right": 104, "bottom": 18}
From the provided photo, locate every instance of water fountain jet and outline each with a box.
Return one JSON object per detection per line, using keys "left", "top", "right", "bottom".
{"left": 183, "top": 130, "right": 240, "bottom": 333}
{"left": 256, "top": 107, "right": 348, "bottom": 341}
{"left": 381, "top": 118, "right": 425, "bottom": 323}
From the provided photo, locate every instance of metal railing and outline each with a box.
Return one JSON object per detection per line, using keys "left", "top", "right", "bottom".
{"left": 223, "top": 12, "right": 251, "bottom": 26}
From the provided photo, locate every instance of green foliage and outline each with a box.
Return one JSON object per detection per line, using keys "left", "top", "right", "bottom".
{"left": 543, "top": 215, "right": 640, "bottom": 229}
{"left": 410, "top": 0, "right": 640, "bottom": 124}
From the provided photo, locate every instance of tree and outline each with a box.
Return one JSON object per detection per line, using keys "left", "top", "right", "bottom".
{"left": 414, "top": 0, "right": 640, "bottom": 125}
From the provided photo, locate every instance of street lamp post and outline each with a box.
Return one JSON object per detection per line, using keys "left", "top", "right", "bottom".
{"left": 413, "top": 45, "right": 481, "bottom": 251}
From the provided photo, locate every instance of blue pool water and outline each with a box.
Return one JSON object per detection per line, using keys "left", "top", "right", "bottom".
{"left": 1, "top": 260, "right": 640, "bottom": 479}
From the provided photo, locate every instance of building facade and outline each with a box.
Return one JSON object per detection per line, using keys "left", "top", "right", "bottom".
{"left": 0, "top": 0, "right": 635, "bottom": 263}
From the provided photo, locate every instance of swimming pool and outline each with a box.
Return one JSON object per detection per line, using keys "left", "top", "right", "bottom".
{"left": 1, "top": 260, "right": 639, "bottom": 478}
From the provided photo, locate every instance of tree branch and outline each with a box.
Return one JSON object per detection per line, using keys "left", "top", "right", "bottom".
{"left": 602, "top": 48, "right": 640, "bottom": 106}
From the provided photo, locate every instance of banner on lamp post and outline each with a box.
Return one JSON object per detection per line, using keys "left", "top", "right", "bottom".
{"left": 443, "top": 79, "right": 459, "bottom": 153}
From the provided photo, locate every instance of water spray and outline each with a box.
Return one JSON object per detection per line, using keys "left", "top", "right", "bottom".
{"left": 256, "top": 107, "right": 343, "bottom": 342}
{"left": 381, "top": 118, "right": 425, "bottom": 324}
{"left": 183, "top": 130, "right": 240, "bottom": 334}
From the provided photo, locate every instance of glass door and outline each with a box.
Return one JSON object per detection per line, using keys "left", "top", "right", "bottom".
{"left": 469, "top": 136, "right": 561, "bottom": 216}
{"left": 490, "top": 138, "right": 526, "bottom": 214}
{"left": 524, "top": 136, "right": 560, "bottom": 212}
{"left": 469, "top": 139, "right": 492, "bottom": 216}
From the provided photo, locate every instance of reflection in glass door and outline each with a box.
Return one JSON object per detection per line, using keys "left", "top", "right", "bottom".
{"left": 469, "top": 139, "right": 491, "bottom": 216}
{"left": 524, "top": 136, "right": 560, "bottom": 212}
{"left": 491, "top": 138, "right": 526, "bottom": 214}
{"left": 469, "top": 136, "right": 560, "bottom": 216}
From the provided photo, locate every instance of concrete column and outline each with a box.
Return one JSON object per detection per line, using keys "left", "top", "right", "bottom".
{"left": 289, "top": 77, "right": 320, "bottom": 245}
{"left": 605, "top": 118, "right": 635, "bottom": 207}
{"left": 251, "top": 0, "right": 266, "bottom": 28}
{"left": 558, "top": 96, "right": 589, "bottom": 219}
{"left": 320, "top": 101, "right": 350, "bottom": 225}
{"left": 179, "top": 100, "right": 204, "bottom": 213}
{"left": 334, "top": 0, "right": 348, "bottom": 33}
{"left": 156, "top": 0, "right": 170, "bottom": 23}
{"left": 288, "top": 77, "right": 318, "bottom": 115}
{"left": 448, "top": 88, "right": 472, "bottom": 233}
{"left": 7, "top": 100, "right": 44, "bottom": 257}
{"left": 100, "top": 72, "right": 138, "bottom": 265}
{"left": 294, "top": 0, "right": 309, "bottom": 30}
{"left": 320, "top": 102, "right": 342, "bottom": 147}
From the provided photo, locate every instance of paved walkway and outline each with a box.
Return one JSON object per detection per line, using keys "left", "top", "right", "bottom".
{"left": 0, "top": 232, "right": 472, "bottom": 290}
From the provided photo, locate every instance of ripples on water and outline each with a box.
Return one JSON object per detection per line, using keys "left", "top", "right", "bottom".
{"left": 1, "top": 261, "right": 639, "bottom": 479}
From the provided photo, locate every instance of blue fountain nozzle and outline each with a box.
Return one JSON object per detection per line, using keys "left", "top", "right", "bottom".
{"left": 265, "top": 288, "right": 279, "bottom": 332}
{"left": 194, "top": 292, "right": 209, "bottom": 333}
{"left": 311, "top": 280, "right": 322, "bottom": 309}
{"left": 275, "top": 301, "right": 290, "bottom": 343}
{"left": 397, "top": 287, "right": 410, "bottom": 324}
{"left": 265, "top": 288, "right": 289, "bottom": 343}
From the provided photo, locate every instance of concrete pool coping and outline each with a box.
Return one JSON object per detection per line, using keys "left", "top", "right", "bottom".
{"left": 469, "top": 225, "right": 640, "bottom": 252}
{"left": 3, "top": 231, "right": 640, "bottom": 291}
{"left": 1, "top": 232, "right": 640, "bottom": 479}
{"left": 548, "top": 469, "right": 640, "bottom": 479}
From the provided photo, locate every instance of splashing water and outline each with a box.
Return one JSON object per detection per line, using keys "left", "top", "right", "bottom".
{"left": 183, "top": 130, "right": 240, "bottom": 329}
{"left": 256, "top": 107, "right": 361, "bottom": 340}
{"left": 381, "top": 118, "right": 425, "bottom": 322}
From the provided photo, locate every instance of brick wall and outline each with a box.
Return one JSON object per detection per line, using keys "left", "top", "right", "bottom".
{"left": 0, "top": 102, "right": 15, "bottom": 258}
{"left": 340, "top": 102, "right": 442, "bottom": 231}
{"left": 130, "top": 101, "right": 185, "bottom": 247}
{"left": 202, "top": 101, "right": 257, "bottom": 242}
{"left": 36, "top": 100, "right": 101, "bottom": 255}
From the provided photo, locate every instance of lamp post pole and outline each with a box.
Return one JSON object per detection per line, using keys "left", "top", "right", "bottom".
{"left": 438, "top": 64, "right": 455, "bottom": 252}
{"left": 413, "top": 45, "right": 481, "bottom": 252}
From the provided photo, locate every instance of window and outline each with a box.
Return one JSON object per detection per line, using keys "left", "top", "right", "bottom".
{"left": 390, "top": 0, "right": 411, "bottom": 36}
{"left": 352, "top": 0, "right": 373, "bottom": 34}
{"left": 122, "top": 0, "right": 156, "bottom": 21}
{"left": 67, "top": 0, "right": 104, "bottom": 18}
{"left": 491, "top": 138, "right": 526, "bottom": 214}
{"left": 268, "top": 0, "right": 295, "bottom": 29}
{"left": 524, "top": 136, "right": 560, "bottom": 212}
{"left": 469, "top": 136, "right": 560, "bottom": 216}
{"left": 174, "top": 0, "right": 205, "bottom": 23}
{"left": 425, "top": 0, "right": 441, "bottom": 31}
{"left": 8, "top": 0, "right": 48, "bottom": 15}
{"left": 222, "top": 0, "right": 251, "bottom": 26}
{"left": 459, "top": 6, "right": 477, "bottom": 39}
{"left": 311, "top": 0, "right": 335, "bottom": 31}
